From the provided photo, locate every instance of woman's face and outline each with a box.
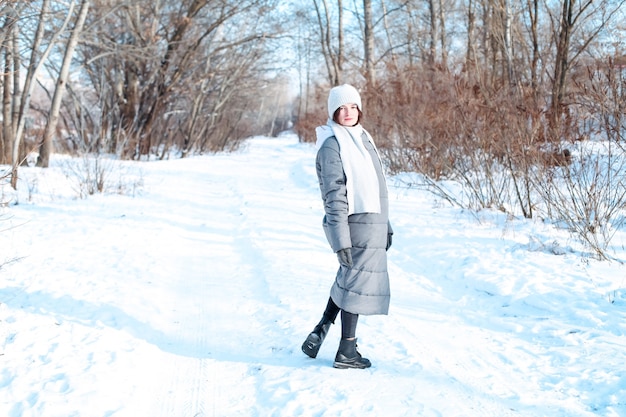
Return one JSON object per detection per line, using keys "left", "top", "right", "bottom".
{"left": 336, "top": 104, "right": 360, "bottom": 127}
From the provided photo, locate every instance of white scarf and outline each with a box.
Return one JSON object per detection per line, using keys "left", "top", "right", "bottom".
{"left": 315, "top": 120, "right": 381, "bottom": 215}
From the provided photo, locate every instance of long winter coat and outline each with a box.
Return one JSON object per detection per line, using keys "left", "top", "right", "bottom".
{"left": 316, "top": 134, "right": 392, "bottom": 315}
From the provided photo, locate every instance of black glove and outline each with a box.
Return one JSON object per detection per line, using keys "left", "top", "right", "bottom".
{"left": 386, "top": 233, "right": 393, "bottom": 251}
{"left": 337, "top": 248, "right": 353, "bottom": 267}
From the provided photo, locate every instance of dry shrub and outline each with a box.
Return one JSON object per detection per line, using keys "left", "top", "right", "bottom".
{"left": 293, "top": 86, "right": 328, "bottom": 144}
{"left": 532, "top": 61, "right": 626, "bottom": 260}
{"left": 294, "top": 69, "right": 564, "bottom": 215}
{"left": 534, "top": 141, "right": 626, "bottom": 261}
{"left": 362, "top": 67, "right": 567, "bottom": 216}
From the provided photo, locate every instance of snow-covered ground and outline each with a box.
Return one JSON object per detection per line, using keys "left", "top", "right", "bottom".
{"left": 1, "top": 133, "right": 625, "bottom": 417}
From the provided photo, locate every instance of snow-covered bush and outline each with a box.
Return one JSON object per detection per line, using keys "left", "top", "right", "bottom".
{"left": 535, "top": 141, "right": 626, "bottom": 261}
{"left": 61, "top": 154, "right": 143, "bottom": 199}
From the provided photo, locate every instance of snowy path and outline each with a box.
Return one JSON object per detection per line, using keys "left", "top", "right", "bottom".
{"left": 1, "top": 134, "right": 626, "bottom": 416}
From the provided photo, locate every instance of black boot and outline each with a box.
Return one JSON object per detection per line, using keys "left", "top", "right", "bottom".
{"left": 333, "top": 338, "right": 371, "bottom": 369}
{"left": 302, "top": 316, "right": 333, "bottom": 358}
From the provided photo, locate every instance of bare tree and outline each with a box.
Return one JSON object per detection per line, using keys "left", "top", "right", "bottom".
{"left": 72, "top": 0, "right": 287, "bottom": 159}
{"left": 466, "top": 0, "right": 476, "bottom": 68}
{"left": 313, "top": 0, "right": 344, "bottom": 85}
{"left": 502, "top": 0, "right": 513, "bottom": 83}
{"left": 549, "top": 0, "right": 626, "bottom": 131}
{"left": 551, "top": 0, "right": 590, "bottom": 124}
{"left": 1, "top": 6, "right": 18, "bottom": 163}
{"left": 37, "top": 0, "right": 90, "bottom": 168}
{"left": 526, "top": 0, "right": 540, "bottom": 93}
{"left": 363, "top": 0, "right": 375, "bottom": 86}
{"left": 10, "top": 0, "right": 73, "bottom": 189}
{"left": 427, "top": 0, "right": 437, "bottom": 66}
{"left": 437, "top": 0, "right": 448, "bottom": 68}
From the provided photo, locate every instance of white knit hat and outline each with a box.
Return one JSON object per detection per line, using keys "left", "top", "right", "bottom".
{"left": 327, "top": 84, "right": 362, "bottom": 119}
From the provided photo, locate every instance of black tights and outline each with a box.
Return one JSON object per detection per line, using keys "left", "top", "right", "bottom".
{"left": 322, "top": 297, "right": 359, "bottom": 340}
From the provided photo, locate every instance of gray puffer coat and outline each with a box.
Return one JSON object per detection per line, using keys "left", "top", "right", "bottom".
{"left": 316, "top": 134, "right": 392, "bottom": 315}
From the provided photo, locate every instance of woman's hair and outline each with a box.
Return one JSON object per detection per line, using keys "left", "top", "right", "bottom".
{"left": 332, "top": 107, "right": 363, "bottom": 125}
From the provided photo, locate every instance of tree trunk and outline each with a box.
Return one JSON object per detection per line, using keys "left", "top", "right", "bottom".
{"left": 363, "top": 0, "right": 375, "bottom": 86}
{"left": 551, "top": 0, "right": 573, "bottom": 123}
{"left": 2, "top": 12, "right": 16, "bottom": 164}
{"left": 337, "top": 0, "right": 343, "bottom": 84}
{"left": 502, "top": 0, "right": 513, "bottom": 83}
{"left": 427, "top": 0, "right": 437, "bottom": 67}
{"left": 466, "top": 0, "right": 475, "bottom": 68}
{"left": 437, "top": 0, "right": 447, "bottom": 68}
{"left": 527, "top": 0, "right": 539, "bottom": 94}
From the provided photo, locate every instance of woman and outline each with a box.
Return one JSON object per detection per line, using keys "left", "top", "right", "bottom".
{"left": 302, "top": 84, "right": 392, "bottom": 369}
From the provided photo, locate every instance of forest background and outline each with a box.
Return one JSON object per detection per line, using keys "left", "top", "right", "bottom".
{"left": 1, "top": 0, "right": 626, "bottom": 261}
